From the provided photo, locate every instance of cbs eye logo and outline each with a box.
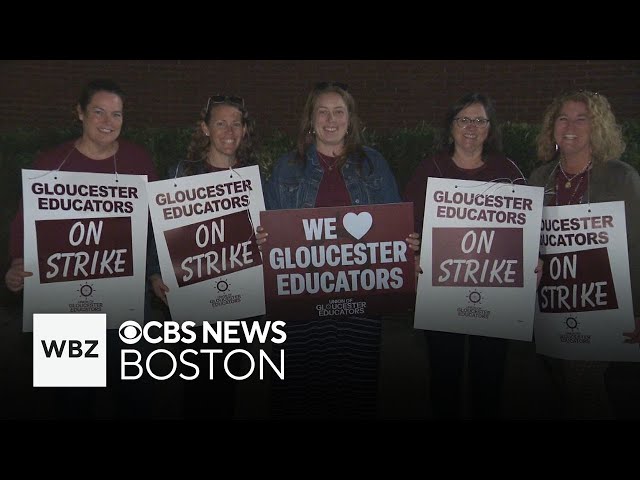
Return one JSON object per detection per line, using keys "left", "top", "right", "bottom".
{"left": 119, "top": 320, "right": 142, "bottom": 344}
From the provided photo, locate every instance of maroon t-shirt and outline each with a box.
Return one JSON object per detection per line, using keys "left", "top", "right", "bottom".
{"left": 402, "top": 151, "right": 526, "bottom": 231}
{"left": 9, "top": 139, "right": 158, "bottom": 260}
{"left": 205, "top": 163, "right": 229, "bottom": 173}
{"left": 314, "top": 152, "right": 351, "bottom": 208}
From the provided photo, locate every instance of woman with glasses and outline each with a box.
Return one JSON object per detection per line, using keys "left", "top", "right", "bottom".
{"left": 529, "top": 90, "right": 640, "bottom": 419}
{"left": 403, "top": 92, "right": 527, "bottom": 419}
{"left": 256, "top": 82, "right": 420, "bottom": 418}
{"left": 149, "top": 94, "right": 259, "bottom": 419}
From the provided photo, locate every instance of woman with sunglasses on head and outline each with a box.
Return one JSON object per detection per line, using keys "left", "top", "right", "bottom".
{"left": 403, "top": 92, "right": 529, "bottom": 419}
{"left": 529, "top": 90, "right": 640, "bottom": 419}
{"left": 4, "top": 79, "right": 159, "bottom": 419}
{"left": 149, "top": 94, "right": 259, "bottom": 419}
{"left": 256, "top": 82, "right": 420, "bottom": 419}
{"left": 150, "top": 94, "right": 256, "bottom": 302}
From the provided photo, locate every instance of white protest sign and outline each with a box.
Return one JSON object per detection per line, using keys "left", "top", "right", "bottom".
{"left": 534, "top": 201, "right": 638, "bottom": 361}
{"left": 147, "top": 165, "right": 266, "bottom": 324}
{"left": 22, "top": 169, "right": 149, "bottom": 331}
{"left": 414, "top": 177, "right": 544, "bottom": 341}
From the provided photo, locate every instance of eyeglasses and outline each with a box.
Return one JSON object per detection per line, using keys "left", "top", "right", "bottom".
{"left": 453, "top": 117, "right": 490, "bottom": 128}
{"left": 205, "top": 95, "right": 245, "bottom": 115}
{"left": 314, "top": 82, "right": 349, "bottom": 92}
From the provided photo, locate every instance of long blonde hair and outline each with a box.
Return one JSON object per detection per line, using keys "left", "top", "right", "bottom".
{"left": 536, "top": 90, "right": 625, "bottom": 164}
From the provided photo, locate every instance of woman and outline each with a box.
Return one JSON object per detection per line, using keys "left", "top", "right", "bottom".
{"left": 403, "top": 92, "right": 526, "bottom": 419}
{"left": 4, "top": 79, "right": 159, "bottom": 419}
{"left": 149, "top": 94, "right": 258, "bottom": 419}
{"left": 149, "top": 94, "right": 257, "bottom": 303}
{"left": 529, "top": 90, "right": 640, "bottom": 418}
{"left": 258, "top": 82, "right": 420, "bottom": 418}
{"left": 6, "top": 79, "right": 159, "bottom": 291}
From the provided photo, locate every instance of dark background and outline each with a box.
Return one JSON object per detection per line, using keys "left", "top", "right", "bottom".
{"left": 1, "top": 60, "right": 638, "bottom": 135}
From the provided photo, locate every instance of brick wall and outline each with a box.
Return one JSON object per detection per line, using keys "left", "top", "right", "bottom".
{"left": 1, "top": 60, "right": 638, "bottom": 135}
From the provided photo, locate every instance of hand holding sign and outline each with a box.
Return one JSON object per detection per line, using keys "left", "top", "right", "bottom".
{"left": 4, "top": 258, "right": 33, "bottom": 293}
{"left": 535, "top": 258, "right": 544, "bottom": 288}
{"left": 255, "top": 225, "right": 269, "bottom": 251}
{"left": 623, "top": 316, "right": 640, "bottom": 344}
{"left": 149, "top": 273, "right": 170, "bottom": 306}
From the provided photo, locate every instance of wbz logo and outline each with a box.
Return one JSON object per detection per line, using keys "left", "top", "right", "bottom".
{"left": 41, "top": 339, "right": 99, "bottom": 358}
{"left": 33, "top": 313, "right": 107, "bottom": 387}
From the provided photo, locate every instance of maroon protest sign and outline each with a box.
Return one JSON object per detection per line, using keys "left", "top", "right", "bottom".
{"left": 538, "top": 248, "right": 618, "bottom": 314}
{"left": 35, "top": 216, "right": 133, "bottom": 283}
{"left": 260, "top": 203, "right": 415, "bottom": 320}
{"left": 432, "top": 227, "right": 523, "bottom": 287}
{"left": 164, "top": 209, "right": 262, "bottom": 287}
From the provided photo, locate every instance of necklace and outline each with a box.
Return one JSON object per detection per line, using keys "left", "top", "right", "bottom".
{"left": 558, "top": 160, "right": 591, "bottom": 188}
{"left": 318, "top": 153, "right": 338, "bottom": 171}
{"left": 555, "top": 167, "right": 589, "bottom": 206}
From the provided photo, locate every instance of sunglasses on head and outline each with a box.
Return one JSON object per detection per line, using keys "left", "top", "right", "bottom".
{"left": 205, "top": 95, "right": 245, "bottom": 114}
{"left": 314, "top": 82, "right": 349, "bottom": 92}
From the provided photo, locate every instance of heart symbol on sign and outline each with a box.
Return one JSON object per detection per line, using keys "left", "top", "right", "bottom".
{"left": 342, "top": 212, "right": 373, "bottom": 240}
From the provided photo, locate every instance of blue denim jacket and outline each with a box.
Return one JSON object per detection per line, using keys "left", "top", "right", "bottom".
{"left": 264, "top": 144, "right": 400, "bottom": 209}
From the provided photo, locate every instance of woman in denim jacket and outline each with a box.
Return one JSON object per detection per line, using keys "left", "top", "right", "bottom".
{"left": 263, "top": 82, "right": 400, "bottom": 210}
{"left": 258, "top": 82, "right": 419, "bottom": 418}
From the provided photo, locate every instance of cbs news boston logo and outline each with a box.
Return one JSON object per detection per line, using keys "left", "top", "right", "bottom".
{"left": 33, "top": 313, "right": 107, "bottom": 387}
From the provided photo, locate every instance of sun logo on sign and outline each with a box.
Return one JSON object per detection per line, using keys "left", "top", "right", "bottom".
{"left": 466, "top": 289, "right": 483, "bottom": 305}
{"left": 215, "top": 279, "right": 230, "bottom": 293}
{"left": 77, "top": 283, "right": 95, "bottom": 298}
{"left": 565, "top": 316, "right": 580, "bottom": 331}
